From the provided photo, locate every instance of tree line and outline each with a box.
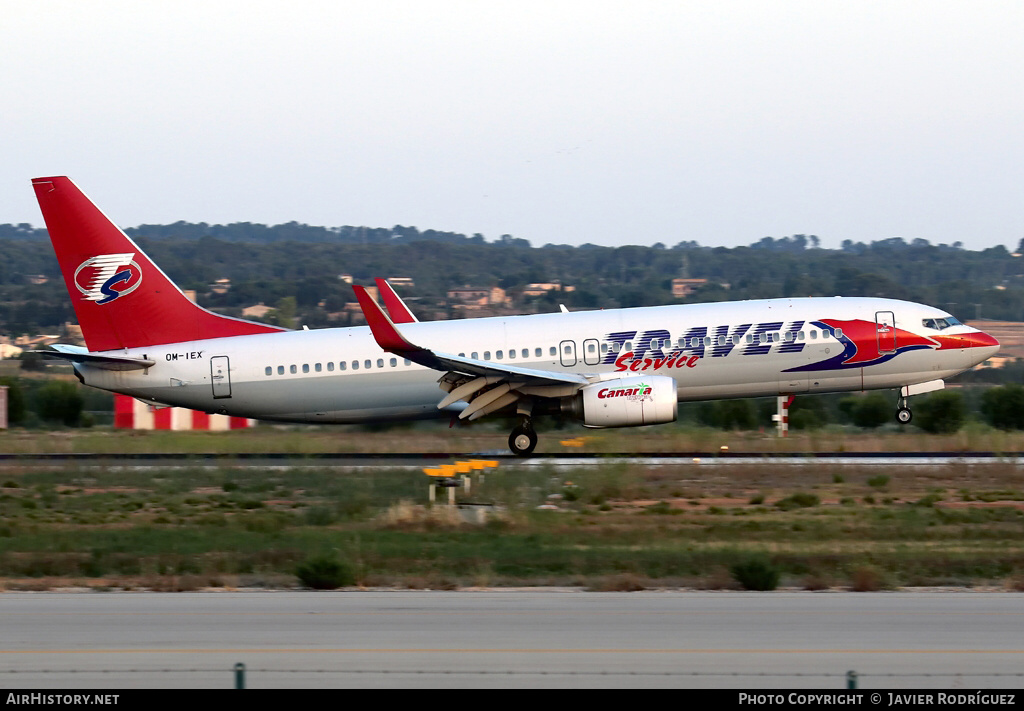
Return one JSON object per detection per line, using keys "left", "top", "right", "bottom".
{"left": 2, "top": 223, "right": 1024, "bottom": 337}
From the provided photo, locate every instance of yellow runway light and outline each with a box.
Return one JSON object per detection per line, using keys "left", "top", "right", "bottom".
{"left": 423, "top": 465, "right": 458, "bottom": 477}
{"left": 469, "top": 459, "right": 500, "bottom": 469}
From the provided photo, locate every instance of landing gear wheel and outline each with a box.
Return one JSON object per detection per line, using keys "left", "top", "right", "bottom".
{"left": 896, "top": 407, "right": 912, "bottom": 424}
{"left": 509, "top": 425, "right": 538, "bottom": 457}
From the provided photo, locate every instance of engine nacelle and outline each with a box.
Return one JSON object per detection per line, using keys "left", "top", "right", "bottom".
{"left": 570, "top": 375, "right": 678, "bottom": 428}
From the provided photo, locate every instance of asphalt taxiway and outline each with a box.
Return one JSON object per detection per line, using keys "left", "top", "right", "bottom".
{"left": 1, "top": 591, "right": 1022, "bottom": 689}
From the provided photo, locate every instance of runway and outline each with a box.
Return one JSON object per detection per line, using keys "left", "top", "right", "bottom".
{"left": 2, "top": 591, "right": 1022, "bottom": 689}
{"left": 2, "top": 451, "right": 1024, "bottom": 470}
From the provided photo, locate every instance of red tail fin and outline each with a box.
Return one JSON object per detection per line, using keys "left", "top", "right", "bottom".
{"left": 32, "top": 177, "right": 286, "bottom": 352}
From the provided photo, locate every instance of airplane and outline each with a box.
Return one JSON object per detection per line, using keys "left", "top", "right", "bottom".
{"left": 31, "top": 176, "right": 1000, "bottom": 455}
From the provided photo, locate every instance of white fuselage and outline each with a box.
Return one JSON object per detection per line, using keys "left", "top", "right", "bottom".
{"left": 75, "top": 296, "right": 996, "bottom": 423}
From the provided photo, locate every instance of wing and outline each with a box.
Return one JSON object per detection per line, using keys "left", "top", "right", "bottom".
{"left": 353, "top": 286, "right": 589, "bottom": 420}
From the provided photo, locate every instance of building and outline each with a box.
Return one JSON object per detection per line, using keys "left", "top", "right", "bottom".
{"left": 242, "top": 303, "right": 274, "bottom": 319}
{"left": 521, "top": 282, "right": 565, "bottom": 297}
{"left": 671, "top": 278, "right": 708, "bottom": 298}
{"left": 447, "top": 286, "right": 507, "bottom": 307}
{"left": 210, "top": 278, "right": 231, "bottom": 295}
{"left": 13, "top": 334, "right": 60, "bottom": 348}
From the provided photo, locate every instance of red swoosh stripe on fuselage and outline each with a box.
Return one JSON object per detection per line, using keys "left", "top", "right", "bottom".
{"left": 931, "top": 331, "right": 1000, "bottom": 351}
{"left": 784, "top": 319, "right": 936, "bottom": 372}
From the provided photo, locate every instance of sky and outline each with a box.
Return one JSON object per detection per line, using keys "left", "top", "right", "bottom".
{"left": 2, "top": 0, "right": 1024, "bottom": 250}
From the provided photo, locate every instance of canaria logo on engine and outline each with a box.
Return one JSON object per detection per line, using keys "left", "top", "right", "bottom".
{"left": 74, "top": 253, "right": 142, "bottom": 305}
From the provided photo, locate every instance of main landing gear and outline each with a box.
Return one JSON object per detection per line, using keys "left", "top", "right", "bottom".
{"left": 896, "top": 393, "right": 912, "bottom": 424}
{"left": 509, "top": 420, "right": 538, "bottom": 457}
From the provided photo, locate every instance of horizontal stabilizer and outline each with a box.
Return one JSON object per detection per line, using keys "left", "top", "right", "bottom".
{"left": 43, "top": 344, "right": 154, "bottom": 371}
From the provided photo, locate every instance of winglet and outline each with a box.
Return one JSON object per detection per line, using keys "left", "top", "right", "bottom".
{"left": 353, "top": 284, "right": 589, "bottom": 384}
{"left": 375, "top": 278, "right": 418, "bottom": 323}
{"left": 353, "top": 285, "right": 420, "bottom": 353}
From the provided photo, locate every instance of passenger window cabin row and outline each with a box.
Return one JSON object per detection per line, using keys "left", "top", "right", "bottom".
{"left": 456, "top": 347, "right": 553, "bottom": 360}
{"left": 265, "top": 357, "right": 411, "bottom": 376}
{"left": 262, "top": 328, "right": 843, "bottom": 376}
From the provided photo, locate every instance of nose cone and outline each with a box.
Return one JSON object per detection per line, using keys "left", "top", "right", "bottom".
{"left": 965, "top": 330, "right": 1000, "bottom": 363}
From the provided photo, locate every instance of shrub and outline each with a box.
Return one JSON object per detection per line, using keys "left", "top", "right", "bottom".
{"left": 731, "top": 557, "right": 780, "bottom": 591}
{"left": 914, "top": 391, "right": 966, "bottom": 434}
{"left": 698, "top": 399, "right": 757, "bottom": 430}
{"left": 787, "top": 395, "right": 830, "bottom": 430}
{"left": 33, "top": 380, "right": 84, "bottom": 426}
{"left": 867, "top": 475, "right": 890, "bottom": 489}
{"left": 981, "top": 384, "right": 1024, "bottom": 430}
{"left": 839, "top": 392, "right": 892, "bottom": 429}
{"left": 303, "top": 506, "right": 336, "bottom": 526}
{"left": 18, "top": 351, "right": 48, "bottom": 372}
{"left": 644, "top": 501, "right": 677, "bottom": 515}
{"left": 295, "top": 554, "right": 355, "bottom": 590}
{"left": 775, "top": 492, "right": 819, "bottom": 510}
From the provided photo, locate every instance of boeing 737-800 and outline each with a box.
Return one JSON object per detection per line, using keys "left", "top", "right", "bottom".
{"left": 31, "top": 176, "right": 999, "bottom": 455}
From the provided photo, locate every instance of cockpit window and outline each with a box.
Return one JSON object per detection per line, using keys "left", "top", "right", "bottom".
{"left": 922, "top": 316, "right": 962, "bottom": 331}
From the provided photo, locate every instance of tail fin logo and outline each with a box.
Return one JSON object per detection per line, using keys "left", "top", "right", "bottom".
{"left": 74, "top": 253, "right": 142, "bottom": 305}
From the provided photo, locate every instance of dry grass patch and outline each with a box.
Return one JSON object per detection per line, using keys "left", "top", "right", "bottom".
{"left": 588, "top": 573, "right": 648, "bottom": 592}
{"left": 402, "top": 574, "right": 460, "bottom": 590}
{"left": 377, "top": 501, "right": 466, "bottom": 529}
{"left": 802, "top": 573, "right": 833, "bottom": 591}
{"left": 698, "top": 566, "right": 741, "bottom": 590}
{"left": 1004, "top": 574, "right": 1024, "bottom": 592}
{"left": 849, "top": 565, "right": 889, "bottom": 592}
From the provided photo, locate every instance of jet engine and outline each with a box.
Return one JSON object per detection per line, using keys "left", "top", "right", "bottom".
{"left": 563, "top": 375, "right": 678, "bottom": 427}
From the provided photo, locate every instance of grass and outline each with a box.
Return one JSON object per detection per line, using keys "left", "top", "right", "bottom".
{"left": 2, "top": 450, "right": 1024, "bottom": 591}
{"left": 8, "top": 420, "right": 1024, "bottom": 455}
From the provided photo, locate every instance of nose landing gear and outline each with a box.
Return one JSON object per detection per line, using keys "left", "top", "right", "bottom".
{"left": 896, "top": 394, "right": 912, "bottom": 424}
{"left": 509, "top": 420, "right": 538, "bottom": 456}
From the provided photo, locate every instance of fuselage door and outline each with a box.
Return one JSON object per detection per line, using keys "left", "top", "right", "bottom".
{"left": 876, "top": 311, "right": 897, "bottom": 354}
{"left": 211, "top": 355, "right": 232, "bottom": 399}
{"left": 583, "top": 338, "right": 601, "bottom": 366}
